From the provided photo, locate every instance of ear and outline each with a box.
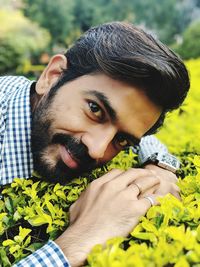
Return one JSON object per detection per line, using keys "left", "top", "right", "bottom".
{"left": 36, "top": 54, "right": 67, "bottom": 95}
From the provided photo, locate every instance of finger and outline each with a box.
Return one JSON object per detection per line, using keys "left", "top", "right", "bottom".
{"left": 155, "top": 183, "right": 180, "bottom": 198}
{"left": 126, "top": 176, "right": 159, "bottom": 197}
{"left": 171, "top": 184, "right": 181, "bottom": 200}
{"left": 172, "top": 191, "right": 181, "bottom": 200}
{"left": 127, "top": 183, "right": 141, "bottom": 196}
{"left": 111, "top": 168, "right": 156, "bottom": 189}
{"left": 90, "top": 168, "right": 124, "bottom": 187}
{"left": 134, "top": 176, "right": 160, "bottom": 194}
{"left": 163, "top": 184, "right": 181, "bottom": 200}
{"left": 146, "top": 165, "right": 178, "bottom": 182}
{"left": 132, "top": 195, "right": 158, "bottom": 215}
{"left": 138, "top": 185, "right": 159, "bottom": 198}
{"left": 144, "top": 195, "right": 155, "bottom": 206}
{"left": 171, "top": 183, "right": 180, "bottom": 193}
{"left": 137, "top": 194, "right": 161, "bottom": 213}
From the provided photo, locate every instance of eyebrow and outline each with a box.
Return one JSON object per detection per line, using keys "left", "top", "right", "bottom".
{"left": 83, "top": 90, "right": 141, "bottom": 146}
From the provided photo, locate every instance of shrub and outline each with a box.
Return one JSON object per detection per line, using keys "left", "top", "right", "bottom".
{"left": 0, "top": 9, "right": 50, "bottom": 75}
{"left": 175, "top": 20, "right": 200, "bottom": 60}
{"left": 0, "top": 59, "right": 200, "bottom": 266}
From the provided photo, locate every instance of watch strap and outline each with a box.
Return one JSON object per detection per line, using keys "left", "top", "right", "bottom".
{"left": 137, "top": 135, "right": 168, "bottom": 165}
{"left": 136, "top": 136, "right": 180, "bottom": 173}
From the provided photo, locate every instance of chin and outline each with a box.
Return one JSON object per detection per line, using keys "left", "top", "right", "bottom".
{"left": 34, "top": 159, "right": 85, "bottom": 185}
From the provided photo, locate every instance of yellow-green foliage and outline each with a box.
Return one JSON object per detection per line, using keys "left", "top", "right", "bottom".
{"left": 0, "top": 177, "right": 89, "bottom": 265}
{"left": 0, "top": 59, "right": 200, "bottom": 266}
{"left": 87, "top": 157, "right": 200, "bottom": 267}
{"left": 156, "top": 59, "right": 200, "bottom": 154}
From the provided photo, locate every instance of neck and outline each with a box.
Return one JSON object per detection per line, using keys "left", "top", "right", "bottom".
{"left": 30, "top": 82, "right": 42, "bottom": 113}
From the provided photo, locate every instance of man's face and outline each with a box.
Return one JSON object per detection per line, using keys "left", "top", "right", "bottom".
{"left": 32, "top": 73, "right": 162, "bottom": 184}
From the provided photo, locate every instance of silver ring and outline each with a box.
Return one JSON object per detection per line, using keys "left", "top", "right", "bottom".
{"left": 144, "top": 196, "right": 154, "bottom": 206}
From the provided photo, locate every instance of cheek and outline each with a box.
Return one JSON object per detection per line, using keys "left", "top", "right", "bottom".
{"left": 53, "top": 117, "right": 90, "bottom": 137}
{"left": 50, "top": 95, "right": 94, "bottom": 134}
{"left": 50, "top": 104, "right": 88, "bottom": 133}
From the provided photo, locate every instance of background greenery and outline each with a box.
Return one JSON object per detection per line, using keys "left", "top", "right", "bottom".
{"left": 0, "top": 0, "right": 200, "bottom": 76}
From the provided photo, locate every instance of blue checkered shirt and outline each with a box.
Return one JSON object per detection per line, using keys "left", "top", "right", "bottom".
{"left": 0, "top": 76, "right": 70, "bottom": 267}
{"left": 0, "top": 76, "right": 33, "bottom": 184}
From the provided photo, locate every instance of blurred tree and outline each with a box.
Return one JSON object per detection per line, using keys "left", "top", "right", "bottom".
{"left": 22, "top": 0, "right": 200, "bottom": 48}
{"left": 22, "top": 0, "right": 136, "bottom": 45}
{"left": 175, "top": 20, "right": 200, "bottom": 59}
{"left": 73, "top": 0, "right": 99, "bottom": 31}
{"left": 0, "top": 9, "right": 50, "bottom": 74}
{"left": 131, "top": 0, "right": 196, "bottom": 45}
{"left": 71, "top": 0, "right": 199, "bottom": 46}
{"left": 194, "top": 0, "right": 200, "bottom": 7}
{"left": 22, "top": 0, "right": 74, "bottom": 47}
{"left": 6, "top": 0, "right": 200, "bottom": 61}
{"left": 73, "top": 0, "right": 135, "bottom": 31}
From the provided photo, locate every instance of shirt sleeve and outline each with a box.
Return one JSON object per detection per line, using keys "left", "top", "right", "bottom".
{"left": 136, "top": 135, "right": 168, "bottom": 164}
{"left": 13, "top": 240, "right": 71, "bottom": 267}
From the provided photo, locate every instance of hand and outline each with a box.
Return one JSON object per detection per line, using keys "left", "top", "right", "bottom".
{"left": 55, "top": 168, "right": 160, "bottom": 266}
{"left": 141, "top": 164, "right": 180, "bottom": 199}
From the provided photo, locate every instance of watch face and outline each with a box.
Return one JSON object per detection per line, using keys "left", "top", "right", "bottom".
{"left": 157, "top": 153, "right": 180, "bottom": 172}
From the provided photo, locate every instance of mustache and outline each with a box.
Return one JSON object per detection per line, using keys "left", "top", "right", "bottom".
{"left": 52, "top": 133, "right": 96, "bottom": 167}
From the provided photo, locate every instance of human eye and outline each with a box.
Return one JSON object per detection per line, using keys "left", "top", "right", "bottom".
{"left": 88, "top": 101, "right": 105, "bottom": 121}
{"left": 115, "top": 133, "right": 130, "bottom": 148}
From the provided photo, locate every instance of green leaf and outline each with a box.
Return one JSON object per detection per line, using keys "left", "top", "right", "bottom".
{"left": 9, "top": 244, "right": 21, "bottom": 254}
{"left": 4, "top": 198, "right": 13, "bottom": 213}
{"left": 18, "top": 227, "right": 32, "bottom": 241}
{"left": 28, "top": 215, "right": 51, "bottom": 227}
{"left": 26, "top": 242, "right": 44, "bottom": 253}
{"left": 3, "top": 239, "right": 15, "bottom": 246}
{"left": 0, "top": 247, "right": 11, "bottom": 266}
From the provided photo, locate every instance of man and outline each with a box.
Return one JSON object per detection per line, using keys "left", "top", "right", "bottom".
{"left": 0, "top": 22, "right": 189, "bottom": 266}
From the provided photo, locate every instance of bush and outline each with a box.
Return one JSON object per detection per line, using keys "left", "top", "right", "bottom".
{"left": 0, "top": 59, "right": 200, "bottom": 266}
{"left": 175, "top": 20, "right": 200, "bottom": 60}
{"left": 0, "top": 9, "right": 50, "bottom": 75}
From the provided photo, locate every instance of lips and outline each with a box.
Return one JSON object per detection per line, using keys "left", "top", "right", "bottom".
{"left": 59, "top": 145, "right": 79, "bottom": 169}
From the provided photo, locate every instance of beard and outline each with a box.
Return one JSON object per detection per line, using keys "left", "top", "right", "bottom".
{"left": 31, "top": 92, "right": 97, "bottom": 184}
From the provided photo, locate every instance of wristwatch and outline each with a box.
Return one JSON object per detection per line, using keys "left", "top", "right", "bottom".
{"left": 137, "top": 136, "right": 180, "bottom": 173}
{"left": 140, "top": 152, "right": 180, "bottom": 173}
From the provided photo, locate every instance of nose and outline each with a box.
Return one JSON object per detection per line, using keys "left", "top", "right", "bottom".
{"left": 81, "top": 125, "right": 117, "bottom": 160}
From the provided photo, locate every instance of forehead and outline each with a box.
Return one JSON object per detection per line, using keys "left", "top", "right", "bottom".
{"left": 58, "top": 73, "right": 162, "bottom": 138}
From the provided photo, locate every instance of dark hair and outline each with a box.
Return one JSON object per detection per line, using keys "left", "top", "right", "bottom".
{"left": 53, "top": 21, "right": 190, "bottom": 115}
